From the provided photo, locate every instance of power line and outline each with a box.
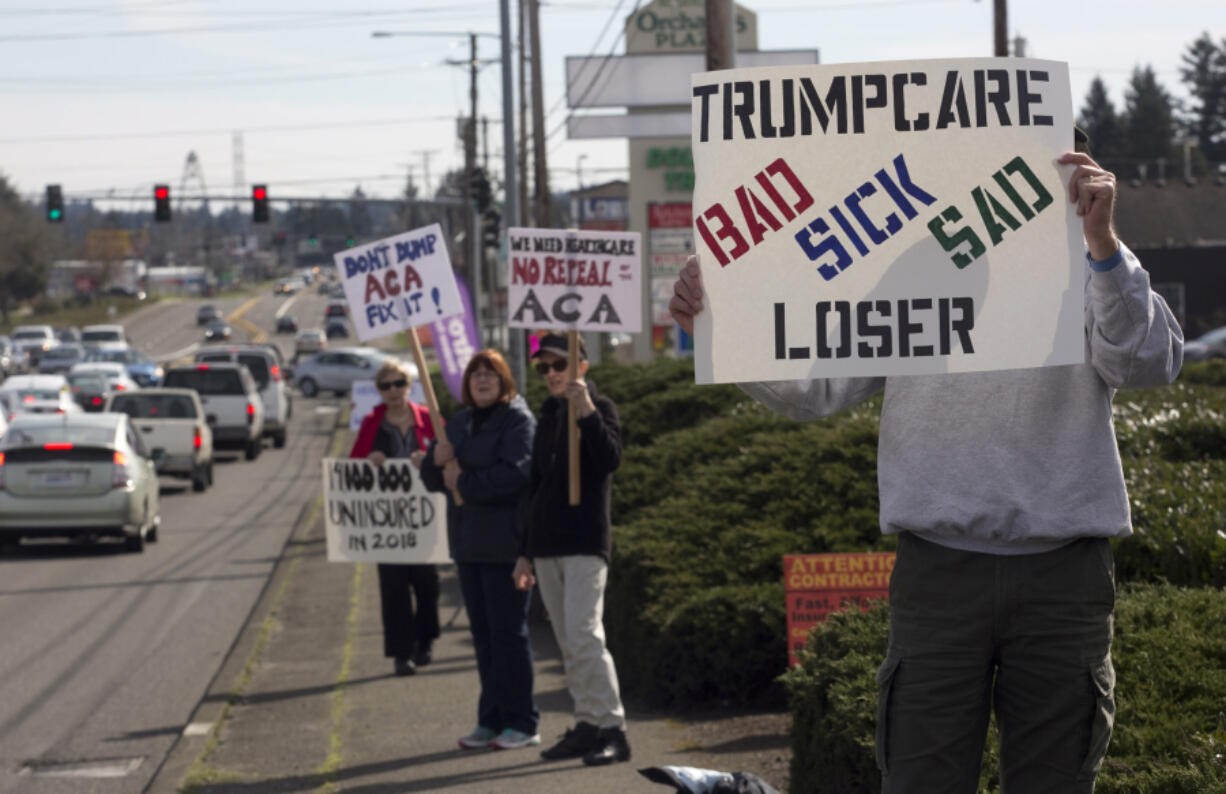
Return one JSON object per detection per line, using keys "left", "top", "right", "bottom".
{"left": 0, "top": 116, "right": 462, "bottom": 145}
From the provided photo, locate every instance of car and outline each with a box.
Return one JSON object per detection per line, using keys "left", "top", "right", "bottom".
{"left": 1183, "top": 325, "right": 1226, "bottom": 362}
{"left": 37, "top": 344, "right": 88, "bottom": 374}
{"left": 69, "top": 362, "right": 140, "bottom": 396}
{"left": 194, "top": 344, "right": 291, "bottom": 448}
{"left": 108, "top": 389, "right": 214, "bottom": 492}
{"left": 66, "top": 372, "right": 110, "bottom": 412}
{"left": 275, "top": 315, "right": 299, "bottom": 334}
{"left": 294, "top": 348, "right": 414, "bottom": 398}
{"left": 324, "top": 300, "right": 348, "bottom": 319}
{"left": 196, "top": 304, "right": 222, "bottom": 326}
{"left": 0, "top": 337, "right": 15, "bottom": 378}
{"left": 0, "top": 412, "right": 160, "bottom": 551}
{"left": 56, "top": 327, "right": 82, "bottom": 344}
{"left": 317, "top": 280, "right": 333, "bottom": 295}
{"left": 80, "top": 324, "right": 128, "bottom": 347}
{"left": 295, "top": 329, "right": 327, "bottom": 357}
{"left": 275, "top": 279, "right": 299, "bottom": 296}
{"left": 324, "top": 318, "right": 349, "bottom": 339}
{"left": 162, "top": 362, "right": 265, "bottom": 459}
{"left": 84, "top": 345, "right": 164, "bottom": 387}
{"left": 11, "top": 325, "right": 57, "bottom": 370}
{"left": 204, "top": 320, "right": 232, "bottom": 342}
{"left": 0, "top": 374, "right": 80, "bottom": 419}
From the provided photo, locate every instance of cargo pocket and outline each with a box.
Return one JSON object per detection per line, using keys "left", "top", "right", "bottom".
{"left": 1079, "top": 655, "right": 1116, "bottom": 777}
{"left": 875, "top": 651, "right": 903, "bottom": 774}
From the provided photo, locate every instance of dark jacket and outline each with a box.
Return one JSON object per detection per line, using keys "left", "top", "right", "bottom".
{"left": 521, "top": 381, "right": 620, "bottom": 561}
{"left": 419, "top": 396, "right": 535, "bottom": 564}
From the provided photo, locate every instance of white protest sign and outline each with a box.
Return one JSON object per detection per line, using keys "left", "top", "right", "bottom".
{"left": 322, "top": 458, "right": 449, "bottom": 564}
{"left": 348, "top": 378, "right": 426, "bottom": 432}
{"left": 333, "top": 223, "right": 464, "bottom": 342}
{"left": 507, "top": 227, "right": 643, "bottom": 333}
{"left": 690, "top": 57, "right": 1083, "bottom": 384}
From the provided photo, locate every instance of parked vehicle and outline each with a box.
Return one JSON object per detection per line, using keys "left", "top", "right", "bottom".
{"left": 80, "top": 324, "right": 128, "bottom": 347}
{"left": 37, "top": 344, "right": 88, "bottom": 374}
{"left": 0, "top": 374, "right": 80, "bottom": 418}
{"left": 194, "top": 345, "right": 290, "bottom": 448}
{"left": 294, "top": 348, "right": 411, "bottom": 398}
{"left": 84, "top": 345, "right": 164, "bottom": 387}
{"left": 196, "top": 304, "right": 221, "bottom": 326}
{"left": 204, "top": 321, "right": 232, "bottom": 342}
{"left": 11, "top": 325, "right": 57, "bottom": 370}
{"left": 276, "top": 315, "right": 299, "bottom": 334}
{"left": 0, "top": 412, "right": 160, "bottom": 551}
{"left": 162, "top": 363, "right": 265, "bottom": 459}
{"left": 66, "top": 372, "right": 110, "bottom": 412}
{"left": 108, "top": 389, "right": 214, "bottom": 492}
{"left": 1183, "top": 325, "right": 1226, "bottom": 362}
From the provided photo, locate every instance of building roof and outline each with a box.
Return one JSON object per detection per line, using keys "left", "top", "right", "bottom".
{"left": 1113, "top": 176, "right": 1226, "bottom": 249}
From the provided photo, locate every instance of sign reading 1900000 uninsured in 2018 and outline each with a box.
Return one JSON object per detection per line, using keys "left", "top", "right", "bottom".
{"left": 507, "top": 227, "right": 643, "bottom": 333}
{"left": 333, "top": 222, "right": 465, "bottom": 342}
{"left": 322, "top": 458, "right": 449, "bottom": 564}
{"left": 690, "top": 57, "right": 1084, "bottom": 384}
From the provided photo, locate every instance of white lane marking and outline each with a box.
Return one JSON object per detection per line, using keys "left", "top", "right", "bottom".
{"left": 274, "top": 294, "right": 300, "bottom": 320}
{"left": 19, "top": 757, "right": 144, "bottom": 778}
{"left": 159, "top": 342, "right": 200, "bottom": 362}
{"left": 315, "top": 406, "right": 339, "bottom": 414}
{"left": 183, "top": 722, "right": 213, "bottom": 737}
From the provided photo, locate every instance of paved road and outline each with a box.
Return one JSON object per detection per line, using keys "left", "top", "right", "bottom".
{"left": 0, "top": 289, "right": 345, "bottom": 793}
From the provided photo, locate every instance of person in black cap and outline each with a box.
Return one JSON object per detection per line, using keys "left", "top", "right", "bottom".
{"left": 513, "top": 333, "right": 631, "bottom": 766}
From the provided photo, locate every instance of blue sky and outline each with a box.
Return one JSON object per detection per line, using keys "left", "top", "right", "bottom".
{"left": 1, "top": 0, "right": 1220, "bottom": 209}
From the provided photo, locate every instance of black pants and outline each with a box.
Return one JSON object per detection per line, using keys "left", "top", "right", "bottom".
{"left": 376, "top": 563, "right": 440, "bottom": 659}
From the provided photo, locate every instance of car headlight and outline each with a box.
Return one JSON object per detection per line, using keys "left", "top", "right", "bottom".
{"left": 154, "top": 366, "right": 164, "bottom": 379}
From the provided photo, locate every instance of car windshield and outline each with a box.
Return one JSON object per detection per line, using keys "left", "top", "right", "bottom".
{"left": 82, "top": 330, "right": 121, "bottom": 342}
{"left": 14, "top": 331, "right": 48, "bottom": 340}
{"left": 111, "top": 393, "right": 198, "bottom": 419}
{"left": 88, "top": 349, "right": 137, "bottom": 363}
{"left": 164, "top": 369, "right": 245, "bottom": 395}
{"left": 2, "top": 424, "right": 113, "bottom": 449}
{"left": 9, "top": 389, "right": 62, "bottom": 402}
{"left": 67, "top": 374, "right": 106, "bottom": 392}
{"left": 44, "top": 348, "right": 80, "bottom": 359}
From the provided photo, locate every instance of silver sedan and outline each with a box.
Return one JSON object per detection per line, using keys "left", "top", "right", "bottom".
{"left": 293, "top": 347, "right": 415, "bottom": 398}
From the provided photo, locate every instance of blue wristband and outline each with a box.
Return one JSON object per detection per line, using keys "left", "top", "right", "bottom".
{"left": 1087, "top": 248, "right": 1124, "bottom": 272}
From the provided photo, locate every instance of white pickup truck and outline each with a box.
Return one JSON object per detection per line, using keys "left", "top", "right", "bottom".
{"left": 107, "top": 389, "right": 214, "bottom": 491}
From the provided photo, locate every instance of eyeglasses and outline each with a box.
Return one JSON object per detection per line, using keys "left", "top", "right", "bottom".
{"left": 377, "top": 378, "right": 408, "bottom": 390}
{"left": 534, "top": 360, "right": 569, "bottom": 376}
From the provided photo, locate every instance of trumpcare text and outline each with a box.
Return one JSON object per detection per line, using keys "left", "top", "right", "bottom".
{"left": 693, "top": 70, "right": 1060, "bottom": 361}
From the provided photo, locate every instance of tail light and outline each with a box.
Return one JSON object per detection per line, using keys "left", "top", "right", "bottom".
{"left": 115, "top": 384, "right": 126, "bottom": 391}
{"left": 270, "top": 365, "right": 281, "bottom": 382}
{"left": 193, "top": 427, "right": 202, "bottom": 449}
{"left": 91, "top": 397, "right": 103, "bottom": 407}
{"left": 112, "top": 450, "right": 133, "bottom": 489}
{"left": 0, "top": 451, "right": 6, "bottom": 490}
{"left": 247, "top": 402, "right": 255, "bottom": 424}
{"left": 44, "top": 443, "right": 73, "bottom": 450}
{"left": 196, "top": 364, "right": 210, "bottom": 371}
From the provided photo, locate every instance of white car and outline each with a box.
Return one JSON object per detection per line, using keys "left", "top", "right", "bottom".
{"left": 108, "top": 389, "right": 214, "bottom": 492}
{"left": 69, "top": 362, "right": 140, "bottom": 397}
{"left": 193, "top": 345, "right": 290, "bottom": 448}
{"left": 80, "top": 324, "right": 128, "bottom": 347}
{"left": 162, "top": 363, "right": 265, "bottom": 460}
{"left": 0, "top": 374, "right": 81, "bottom": 419}
{"left": 11, "top": 325, "right": 56, "bottom": 371}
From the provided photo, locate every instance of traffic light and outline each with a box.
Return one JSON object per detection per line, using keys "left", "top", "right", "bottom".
{"left": 252, "top": 184, "right": 269, "bottom": 223}
{"left": 45, "top": 184, "right": 64, "bottom": 223}
{"left": 469, "top": 167, "right": 492, "bottom": 212}
{"left": 154, "top": 184, "right": 171, "bottom": 222}
{"left": 481, "top": 208, "right": 501, "bottom": 249}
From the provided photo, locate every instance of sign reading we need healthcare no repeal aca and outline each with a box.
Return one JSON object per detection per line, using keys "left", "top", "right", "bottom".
{"left": 333, "top": 223, "right": 465, "bottom": 342}
{"left": 690, "top": 57, "right": 1085, "bottom": 384}
{"left": 507, "top": 227, "right": 643, "bottom": 333}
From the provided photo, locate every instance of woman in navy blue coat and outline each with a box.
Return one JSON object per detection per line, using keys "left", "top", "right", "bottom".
{"left": 419, "top": 349, "right": 540, "bottom": 751}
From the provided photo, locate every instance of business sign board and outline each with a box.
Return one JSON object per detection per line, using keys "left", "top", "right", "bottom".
{"left": 784, "top": 552, "right": 895, "bottom": 667}
{"left": 507, "top": 227, "right": 643, "bottom": 333}
{"left": 333, "top": 223, "right": 464, "bottom": 342}
{"left": 322, "top": 458, "right": 449, "bottom": 564}
{"left": 690, "top": 58, "right": 1083, "bottom": 384}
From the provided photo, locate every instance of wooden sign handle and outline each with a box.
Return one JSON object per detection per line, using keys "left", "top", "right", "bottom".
{"left": 568, "top": 330, "right": 581, "bottom": 506}
{"left": 408, "top": 326, "right": 463, "bottom": 506}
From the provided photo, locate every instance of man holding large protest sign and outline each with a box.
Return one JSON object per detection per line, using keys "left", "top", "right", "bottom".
{"left": 671, "top": 57, "right": 1183, "bottom": 793}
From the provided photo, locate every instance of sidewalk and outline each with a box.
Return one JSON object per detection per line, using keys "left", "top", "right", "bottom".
{"left": 150, "top": 431, "right": 790, "bottom": 793}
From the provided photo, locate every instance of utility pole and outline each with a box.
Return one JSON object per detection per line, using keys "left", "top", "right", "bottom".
{"left": 518, "top": 0, "right": 530, "bottom": 224}
{"left": 501, "top": 0, "right": 525, "bottom": 388}
{"left": 528, "top": 0, "right": 549, "bottom": 227}
{"left": 705, "top": 0, "right": 735, "bottom": 70}
{"left": 466, "top": 32, "right": 484, "bottom": 344}
{"left": 412, "top": 149, "right": 436, "bottom": 197}
{"left": 994, "top": 0, "right": 1007, "bottom": 56}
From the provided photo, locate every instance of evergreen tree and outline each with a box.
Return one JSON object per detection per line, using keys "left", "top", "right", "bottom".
{"left": 1078, "top": 76, "right": 1123, "bottom": 160}
{"left": 1121, "top": 65, "right": 1179, "bottom": 175}
{"left": 1179, "top": 32, "right": 1226, "bottom": 163}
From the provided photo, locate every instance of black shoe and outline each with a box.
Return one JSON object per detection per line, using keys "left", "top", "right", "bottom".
{"left": 539, "top": 721, "right": 599, "bottom": 761}
{"left": 582, "top": 727, "right": 630, "bottom": 766}
{"left": 413, "top": 643, "right": 432, "bottom": 667}
{"left": 394, "top": 656, "right": 416, "bottom": 676}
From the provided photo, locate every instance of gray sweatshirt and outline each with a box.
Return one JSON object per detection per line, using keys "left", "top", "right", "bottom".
{"left": 740, "top": 245, "right": 1184, "bottom": 554}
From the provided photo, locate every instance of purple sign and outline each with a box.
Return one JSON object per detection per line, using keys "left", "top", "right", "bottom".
{"left": 431, "top": 274, "right": 479, "bottom": 403}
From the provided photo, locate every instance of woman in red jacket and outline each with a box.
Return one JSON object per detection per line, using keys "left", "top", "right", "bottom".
{"left": 350, "top": 359, "right": 440, "bottom": 676}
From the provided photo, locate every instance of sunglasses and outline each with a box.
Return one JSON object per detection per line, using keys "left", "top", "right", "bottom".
{"left": 534, "top": 360, "right": 569, "bottom": 375}
{"left": 377, "top": 379, "right": 408, "bottom": 391}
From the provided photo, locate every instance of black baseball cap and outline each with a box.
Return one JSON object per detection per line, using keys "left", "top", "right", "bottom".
{"left": 532, "top": 332, "right": 587, "bottom": 361}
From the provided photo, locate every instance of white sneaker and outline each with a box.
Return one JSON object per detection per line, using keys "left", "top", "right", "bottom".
{"left": 490, "top": 728, "right": 541, "bottom": 750}
{"left": 458, "top": 726, "right": 498, "bottom": 749}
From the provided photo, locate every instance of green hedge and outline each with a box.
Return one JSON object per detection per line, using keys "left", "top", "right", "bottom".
{"left": 782, "top": 584, "right": 1226, "bottom": 794}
